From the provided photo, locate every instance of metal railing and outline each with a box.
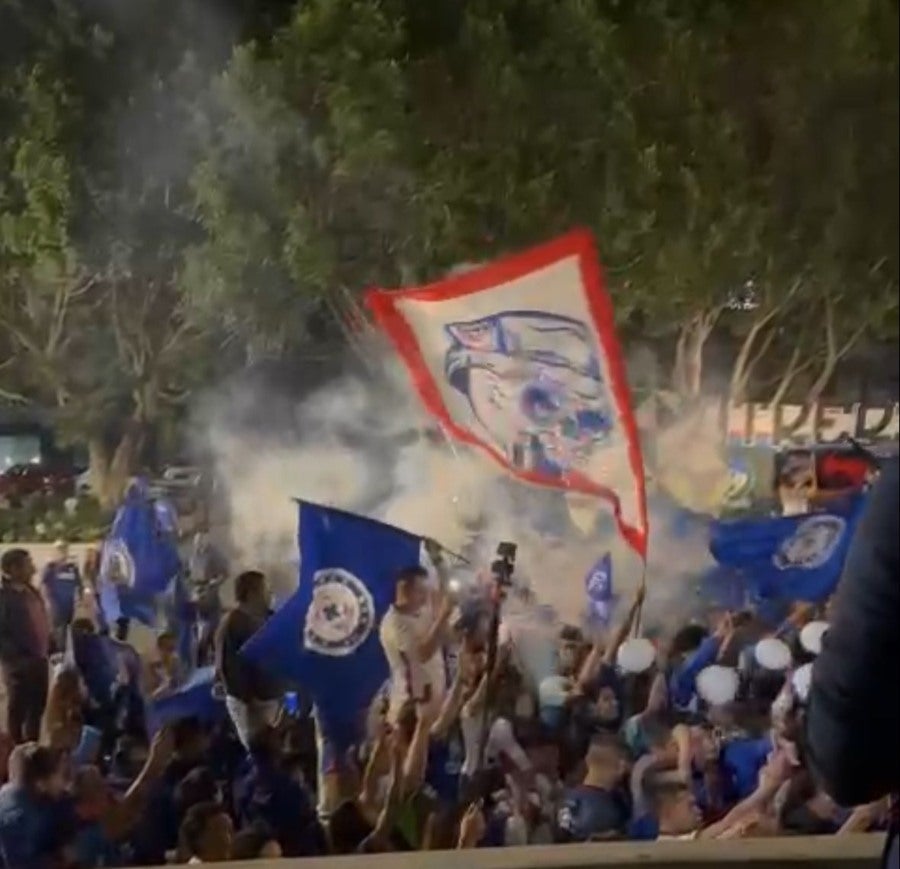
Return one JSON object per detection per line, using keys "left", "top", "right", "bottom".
{"left": 140, "top": 834, "right": 884, "bottom": 868}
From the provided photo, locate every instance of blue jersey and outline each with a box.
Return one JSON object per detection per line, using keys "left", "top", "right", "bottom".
{"left": 424, "top": 732, "right": 464, "bottom": 804}
{"left": 42, "top": 561, "right": 80, "bottom": 624}
{"left": 556, "top": 785, "right": 630, "bottom": 842}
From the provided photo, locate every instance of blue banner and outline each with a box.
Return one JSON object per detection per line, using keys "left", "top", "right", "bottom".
{"left": 146, "top": 666, "right": 224, "bottom": 734}
{"left": 709, "top": 495, "right": 866, "bottom": 602}
{"left": 98, "top": 479, "right": 181, "bottom": 627}
{"left": 585, "top": 552, "right": 614, "bottom": 625}
{"left": 242, "top": 502, "right": 422, "bottom": 750}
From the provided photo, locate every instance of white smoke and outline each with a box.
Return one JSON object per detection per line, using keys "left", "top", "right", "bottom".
{"left": 198, "top": 344, "right": 732, "bottom": 685}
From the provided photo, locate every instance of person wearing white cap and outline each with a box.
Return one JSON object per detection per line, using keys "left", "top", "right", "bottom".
{"left": 806, "top": 459, "right": 899, "bottom": 869}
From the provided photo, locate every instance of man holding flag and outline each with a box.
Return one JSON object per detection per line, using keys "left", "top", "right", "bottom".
{"left": 214, "top": 570, "right": 282, "bottom": 748}
{"left": 379, "top": 564, "right": 453, "bottom": 725}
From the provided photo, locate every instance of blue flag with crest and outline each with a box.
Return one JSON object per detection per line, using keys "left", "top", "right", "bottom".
{"left": 98, "top": 479, "right": 182, "bottom": 627}
{"left": 585, "top": 552, "right": 614, "bottom": 625}
{"left": 242, "top": 502, "right": 422, "bottom": 750}
{"left": 709, "top": 494, "right": 866, "bottom": 602}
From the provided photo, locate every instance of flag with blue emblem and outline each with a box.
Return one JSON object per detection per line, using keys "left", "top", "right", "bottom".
{"left": 367, "top": 230, "right": 648, "bottom": 556}
{"left": 146, "top": 666, "right": 224, "bottom": 735}
{"left": 98, "top": 479, "right": 182, "bottom": 627}
{"left": 710, "top": 495, "right": 866, "bottom": 602}
{"left": 242, "top": 502, "right": 422, "bottom": 750}
{"left": 585, "top": 552, "right": 614, "bottom": 626}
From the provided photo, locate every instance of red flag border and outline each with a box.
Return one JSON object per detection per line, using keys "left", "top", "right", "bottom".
{"left": 366, "top": 229, "right": 648, "bottom": 556}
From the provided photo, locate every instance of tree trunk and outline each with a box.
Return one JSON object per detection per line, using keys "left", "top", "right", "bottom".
{"left": 768, "top": 346, "right": 802, "bottom": 408}
{"left": 673, "top": 310, "right": 721, "bottom": 399}
{"left": 87, "top": 421, "right": 145, "bottom": 509}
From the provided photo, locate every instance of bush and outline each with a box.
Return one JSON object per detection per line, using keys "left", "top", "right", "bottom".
{"left": 0, "top": 493, "right": 112, "bottom": 543}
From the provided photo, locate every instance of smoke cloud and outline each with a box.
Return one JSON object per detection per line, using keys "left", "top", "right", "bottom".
{"left": 199, "top": 348, "right": 726, "bottom": 656}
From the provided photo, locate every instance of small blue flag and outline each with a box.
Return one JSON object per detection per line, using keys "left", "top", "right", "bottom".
{"left": 585, "top": 552, "right": 614, "bottom": 625}
{"left": 146, "top": 665, "right": 224, "bottom": 734}
{"left": 242, "top": 502, "right": 422, "bottom": 751}
{"left": 98, "top": 479, "right": 181, "bottom": 627}
{"left": 709, "top": 495, "right": 866, "bottom": 602}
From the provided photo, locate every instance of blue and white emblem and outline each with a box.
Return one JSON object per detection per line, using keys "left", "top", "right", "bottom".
{"left": 773, "top": 515, "right": 846, "bottom": 571}
{"left": 102, "top": 539, "right": 135, "bottom": 587}
{"left": 443, "top": 311, "right": 614, "bottom": 478}
{"left": 303, "top": 568, "right": 374, "bottom": 657}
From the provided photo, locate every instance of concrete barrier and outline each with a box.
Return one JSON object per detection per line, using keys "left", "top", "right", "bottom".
{"left": 136, "top": 835, "right": 884, "bottom": 869}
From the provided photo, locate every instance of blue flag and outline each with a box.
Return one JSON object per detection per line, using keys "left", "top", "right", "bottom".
{"left": 146, "top": 666, "right": 224, "bottom": 735}
{"left": 709, "top": 495, "right": 866, "bottom": 602}
{"left": 585, "top": 552, "right": 614, "bottom": 625}
{"left": 242, "top": 502, "right": 422, "bottom": 750}
{"left": 98, "top": 479, "right": 181, "bottom": 627}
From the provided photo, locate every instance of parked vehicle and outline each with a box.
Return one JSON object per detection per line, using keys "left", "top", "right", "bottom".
{"left": 0, "top": 463, "right": 76, "bottom": 501}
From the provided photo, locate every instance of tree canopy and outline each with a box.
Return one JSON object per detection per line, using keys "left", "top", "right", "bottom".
{"left": 1, "top": 0, "right": 897, "bottom": 499}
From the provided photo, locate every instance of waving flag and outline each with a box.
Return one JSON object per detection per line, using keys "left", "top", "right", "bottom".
{"left": 585, "top": 552, "right": 614, "bottom": 626}
{"left": 98, "top": 479, "right": 181, "bottom": 627}
{"left": 367, "top": 230, "right": 648, "bottom": 555}
{"left": 146, "top": 666, "right": 224, "bottom": 735}
{"left": 242, "top": 502, "right": 422, "bottom": 750}
{"left": 710, "top": 495, "right": 866, "bottom": 602}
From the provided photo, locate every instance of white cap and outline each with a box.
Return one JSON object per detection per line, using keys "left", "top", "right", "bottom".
{"left": 538, "top": 675, "right": 571, "bottom": 707}
{"left": 697, "top": 665, "right": 739, "bottom": 706}
{"left": 792, "top": 663, "right": 813, "bottom": 702}
{"left": 616, "top": 637, "right": 657, "bottom": 674}
{"left": 800, "top": 621, "right": 829, "bottom": 656}
{"left": 754, "top": 637, "right": 793, "bottom": 672}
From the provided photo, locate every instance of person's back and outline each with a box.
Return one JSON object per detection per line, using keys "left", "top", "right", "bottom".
{"left": 0, "top": 744, "right": 73, "bottom": 869}
{"left": 807, "top": 459, "right": 899, "bottom": 866}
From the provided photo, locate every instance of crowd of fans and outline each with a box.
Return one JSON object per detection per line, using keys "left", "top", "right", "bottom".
{"left": 0, "top": 467, "right": 894, "bottom": 867}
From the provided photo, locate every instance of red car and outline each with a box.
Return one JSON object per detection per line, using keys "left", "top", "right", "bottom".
{"left": 0, "top": 463, "right": 76, "bottom": 500}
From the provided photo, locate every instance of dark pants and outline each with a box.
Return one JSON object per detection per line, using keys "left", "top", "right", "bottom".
{"left": 2, "top": 658, "right": 50, "bottom": 743}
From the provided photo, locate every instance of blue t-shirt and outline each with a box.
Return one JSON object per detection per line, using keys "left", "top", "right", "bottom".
{"left": 42, "top": 561, "right": 80, "bottom": 625}
{"left": 555, "top": 784, "right": 630, "bottom": 842}
{"left": 720, "top": 735, "right": 772, "bottom": 801}
{"left": 0, "top": 785, "right": 76, "bottom": 869}
{"left": 423, "top": 732, "right": 464, "bottom": 804}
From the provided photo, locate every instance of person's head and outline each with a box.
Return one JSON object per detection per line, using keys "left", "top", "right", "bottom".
{"left": 650, "top": 778, "right": 702, "bottom": 836}
{"left": 53, "top": 540, "right": 70, "bottom": 563}
{"left": 47, "top": 667, "right": 84, "bottom": 709}
{"left": 111, "top": 734, "right": 149, "bottom": 780}
{"left": 7, "top": 743, "right": 67, "bottom": 798}
{"left": 557, "top": 625, "right": 585, "bottom": 676}
{"left": 393, "top": 699, "right": 419, "bottom": 750}
{"left": 178, "top": 801, "right": 233, "bottom": 863}
{"left": 156, "top": 630, "right": 177, "bottom": 661}
{"left": 171, "top": 716, "right": 210, "bottom": 761}
{"left": 328, "top": 799, "right": 372, "bottom": 854}
{"left": 593, "top": 674, "right": 622, "bottom": 726}
{"left": 393, "top": 565, "right": 429, "bottom": 611}
{"left": 584, "top": 735, "right": 629, "bottom": 786}
{"left": 689, "top": 724, "right": 721, "bottom": 768}
{"left": 667, "top": 624, "right": 708, "bottom": 665}
{"left": 71, "top": 617, "right": 96, "bottom": 637}
{"left": 1, "top": 548, "right": 35, "bottom": 583}
{"left": 234, "top": 570, "right": 269, "bottom": 615}
{"left": 230, "top": 823, "right": 282, "bottom": 860}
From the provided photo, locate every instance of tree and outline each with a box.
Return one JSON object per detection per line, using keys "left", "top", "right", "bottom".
{"left": 183, "top": 0, "right": 421, "bottom": 363}
{"left": 0, "top": 0, "right": 230, "bottom": 504}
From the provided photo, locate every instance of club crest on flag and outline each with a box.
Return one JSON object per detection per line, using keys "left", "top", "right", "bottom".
{"left": 102, "top": 539, "right": 136, "bottom": 588}
{"left": 444, "top": 312, "right": 615, "bottom": 479}
{"left": 367, "top": 230, "right": 648, "bottom": 556}
{"left": 303, "top": 567, "right": 375, "bottom": 657}
{"left": 773, "top": 514, "right": 846, "bottom": 571}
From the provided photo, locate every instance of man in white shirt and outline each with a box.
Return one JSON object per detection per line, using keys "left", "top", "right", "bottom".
{"left": 379, "top": 565, "right": 452, "bottom": 724}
